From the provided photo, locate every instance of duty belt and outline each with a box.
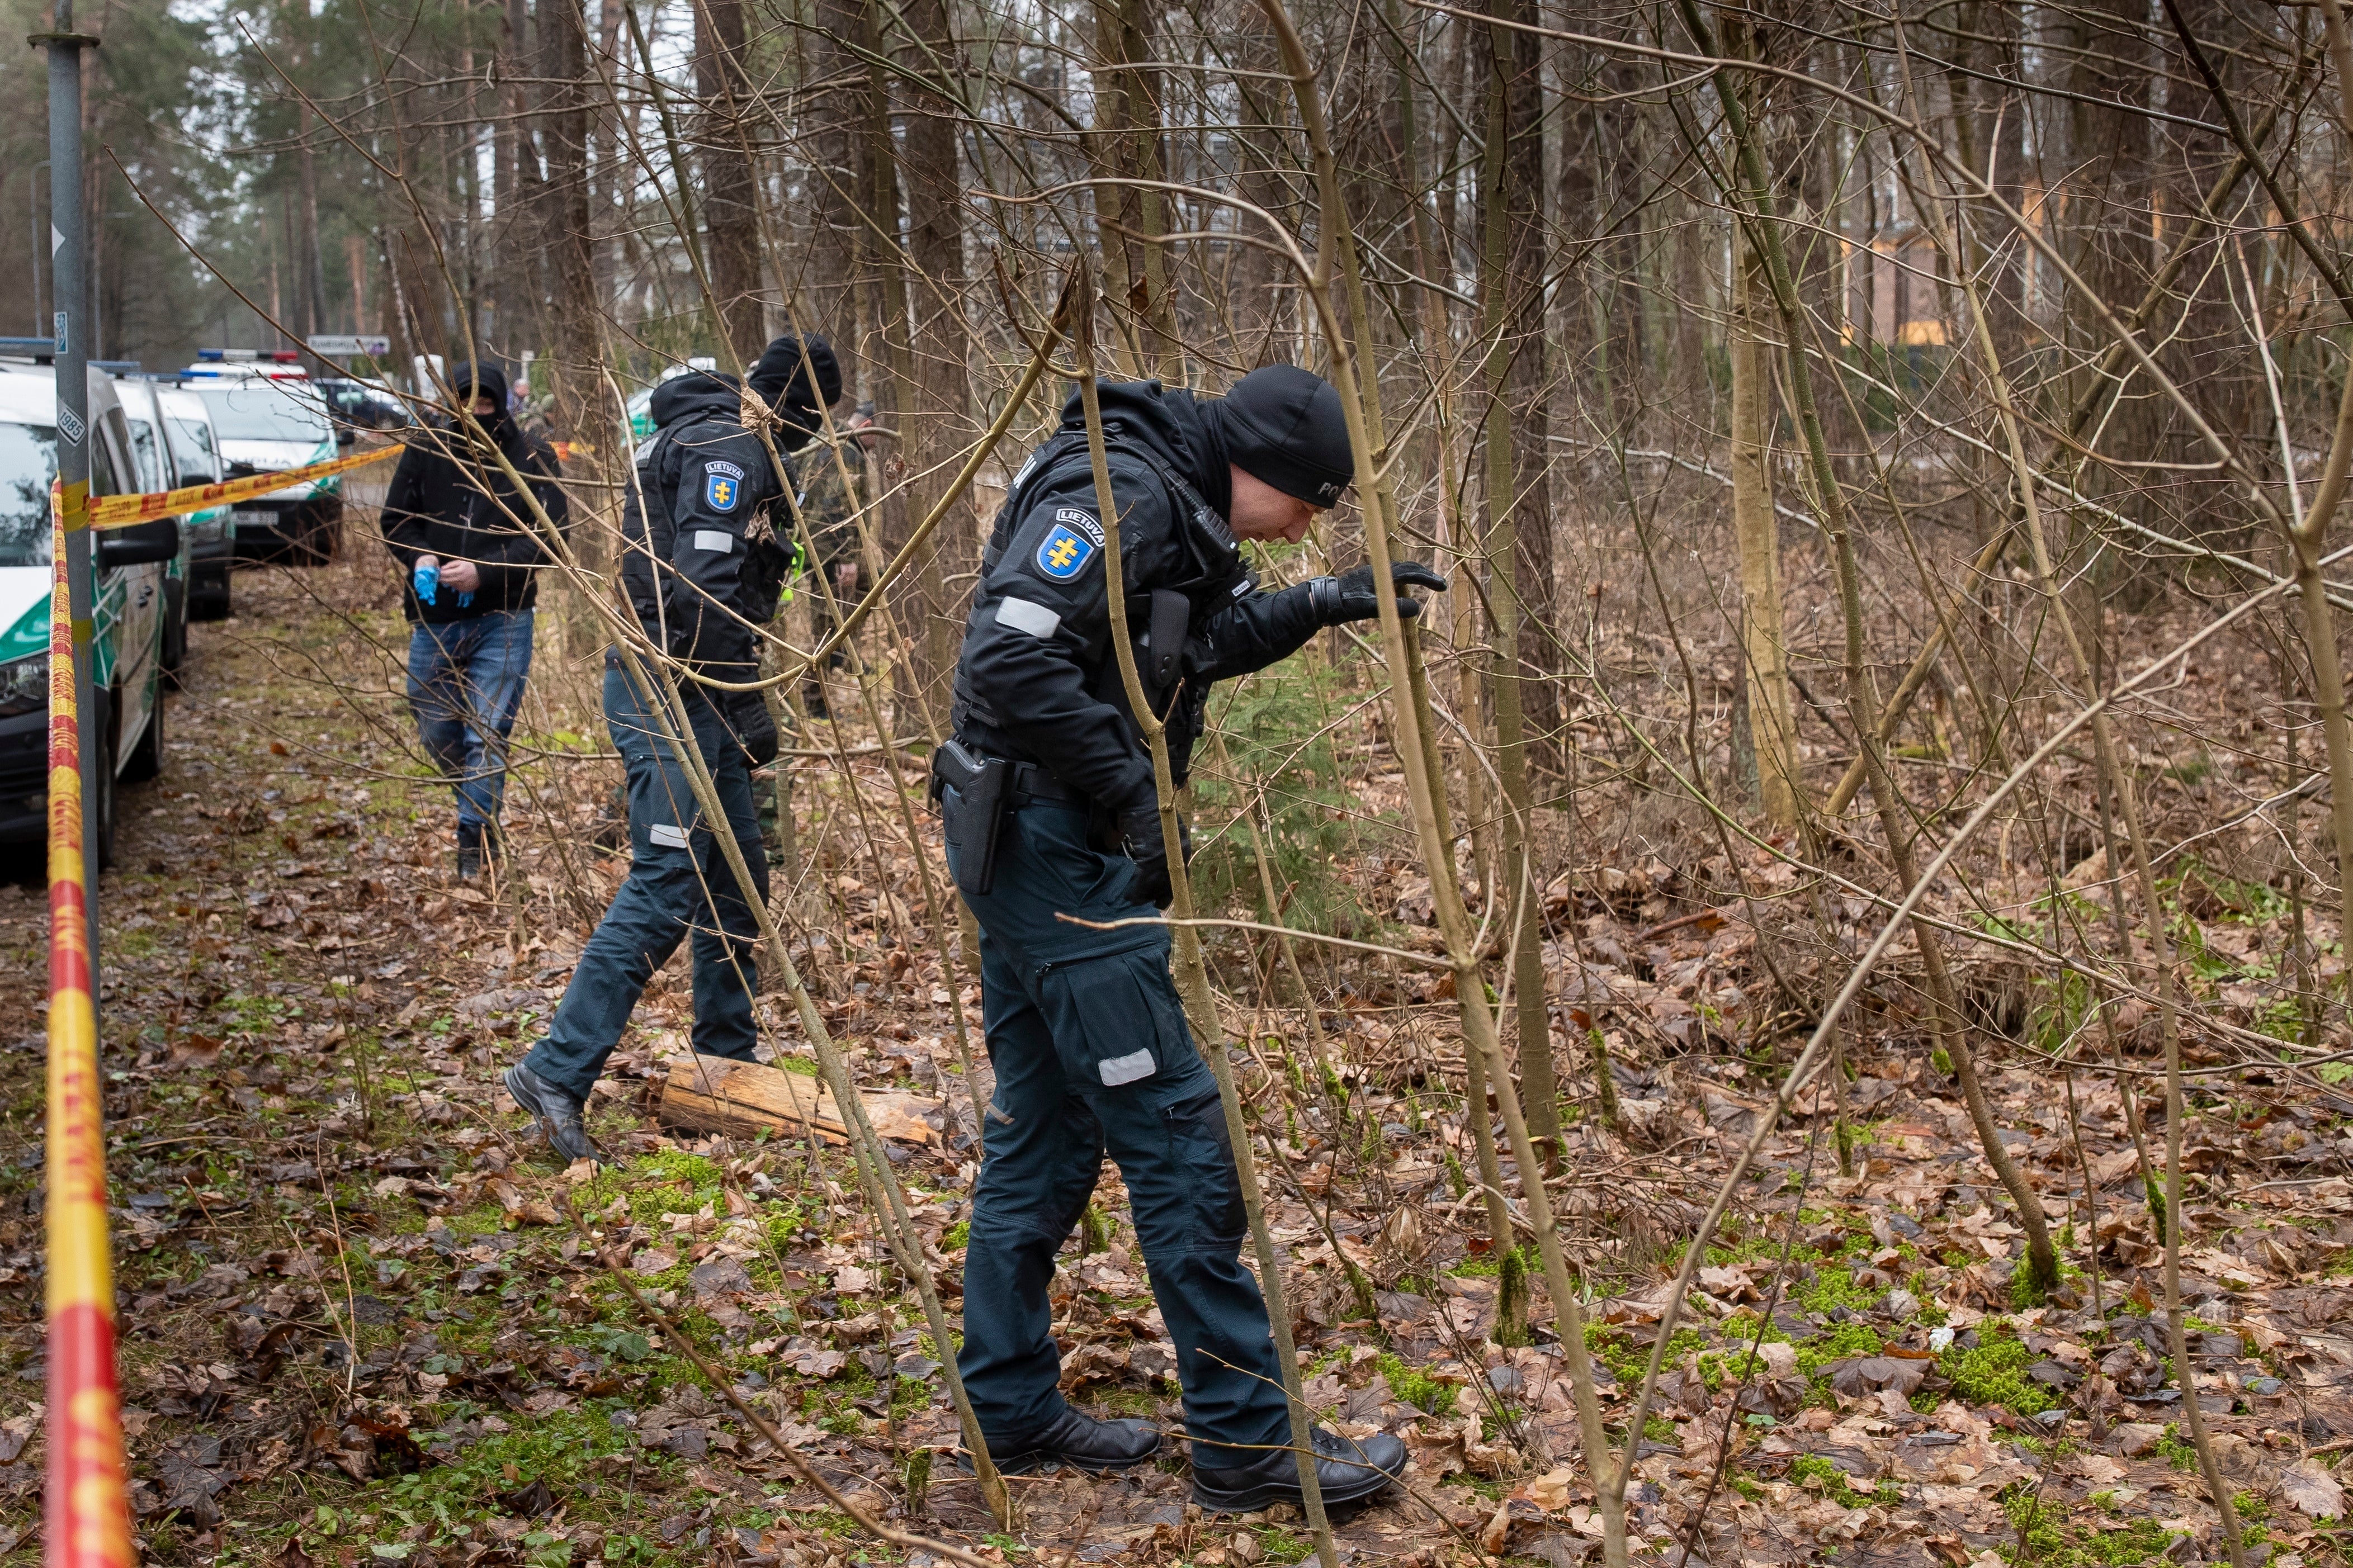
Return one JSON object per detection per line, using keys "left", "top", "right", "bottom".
{"left": 930, "top": 738, "right": 1084, "bottom": 897}
{"left": 949, "top": 741, "right": 1082, "bottom": 808}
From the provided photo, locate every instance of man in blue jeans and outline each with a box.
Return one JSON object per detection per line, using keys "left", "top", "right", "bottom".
{"left": 505, "top": 336, "right": 839, "bottom": 1165}
{"left": 380, "top": 362, "right": 569, "bottom": 878}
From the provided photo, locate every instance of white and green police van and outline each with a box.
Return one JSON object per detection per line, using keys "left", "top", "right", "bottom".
{"left": 0, "top": 356, "right": 184, "bottom": 865}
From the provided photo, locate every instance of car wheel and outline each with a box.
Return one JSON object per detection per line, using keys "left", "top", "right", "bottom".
{"left": 121, "top": 683, "right": 164, "bottom": 785}
{"left": 191, "top": 573, "right": 231, "bottom": 622}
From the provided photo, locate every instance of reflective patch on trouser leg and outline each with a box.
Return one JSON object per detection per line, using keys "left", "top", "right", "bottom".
{"left": 649, "top": 822, "right": 689, "bottom": 849}
{"left": 1097, "top": 1048, "right": 1157, "bottom": 1087}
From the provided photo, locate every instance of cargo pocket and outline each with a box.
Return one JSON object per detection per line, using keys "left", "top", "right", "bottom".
{"left": 1034, "top": 947, "right": 1192, "bottom": 1091}
{"left": 1161, "top": 1084, "right": 1248, "bottom": 1247}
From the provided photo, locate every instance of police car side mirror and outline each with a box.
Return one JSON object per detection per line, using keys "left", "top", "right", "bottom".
{"left": 97, "top": 517, "right": 180, "bottom": 569}
{"left": 337, "top": 426, "right": 357, "bottom": 447}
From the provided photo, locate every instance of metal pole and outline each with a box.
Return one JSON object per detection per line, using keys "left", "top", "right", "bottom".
{"left": 30, "top": 161, "right": 48, "bottom": 335}
{"left": 35, "top": 7, "right": 100, "bottom": 984}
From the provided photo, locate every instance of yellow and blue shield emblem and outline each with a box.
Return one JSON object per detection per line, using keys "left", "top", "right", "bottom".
{"left": 706, "top": 471, "right": 740, "bottom": 512}
{"left": 1035, "top": 521, "right": 1095, "bottom": 580}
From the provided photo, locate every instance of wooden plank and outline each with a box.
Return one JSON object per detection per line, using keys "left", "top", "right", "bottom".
{"left": 655, "top": 1057, "right": 941, "bottom": 1147}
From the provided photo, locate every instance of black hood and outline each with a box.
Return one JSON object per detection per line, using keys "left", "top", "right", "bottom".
{"left": 648, "top": 371, "right": 743, "bottom": 432}
{"left": 1055, "top": 378, "right": 1232, "bottom": 521}
{"left": 447, "top": 362, "right": 514, "bottom": 440}
{"left": 748, "top": 334, "right": 843, "bottom": 452}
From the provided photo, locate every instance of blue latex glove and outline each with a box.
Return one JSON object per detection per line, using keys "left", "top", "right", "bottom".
{"left": 456, "top": 591, "right": 474, "bottom": 608}
{"left": 413, "top": 560, "right": 439, "bottom": 605}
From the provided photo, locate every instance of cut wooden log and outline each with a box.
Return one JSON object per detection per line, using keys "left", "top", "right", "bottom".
{"left": 656, "top": 1056, "right": 941, "bottom": 1147}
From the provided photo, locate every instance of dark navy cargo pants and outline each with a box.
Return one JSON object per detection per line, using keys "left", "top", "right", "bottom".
{"left": 523, "top": 658, "right": 767, "bottom": 1100}
{"left": 947, "top": 794, "right": 1289, "bottom": 1467}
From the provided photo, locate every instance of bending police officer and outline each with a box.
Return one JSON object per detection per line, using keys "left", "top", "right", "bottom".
{"left": 935, "top": 366, "right": 1444, "bottom": 1512}
{"left": 506, "top": 336, "right": 843, "bottom": 1164}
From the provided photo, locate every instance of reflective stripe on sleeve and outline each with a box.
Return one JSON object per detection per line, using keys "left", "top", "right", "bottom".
{"left": 649, "top": 823, "right": 691, "bottom": 849}
{"left": 995, "top": 596, "right": 1061, "bottom": 640}
{"left": 693, "top": 529, "right": 735, "bottom": 553}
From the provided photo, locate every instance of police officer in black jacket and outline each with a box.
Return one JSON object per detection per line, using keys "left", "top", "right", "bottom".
{"left": 505, "top": 336, "right": 841, "bottom": 1164}
{"left": 935, "top": 366, "right": 1442, "bottom": 1511}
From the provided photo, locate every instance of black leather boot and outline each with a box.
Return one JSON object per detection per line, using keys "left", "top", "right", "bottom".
{"left": 1190, "top": 1426, "right": 1406, "bottom": 1513}
{"left": 983, "top": 1409, "right": 1162, "bottom": 1475}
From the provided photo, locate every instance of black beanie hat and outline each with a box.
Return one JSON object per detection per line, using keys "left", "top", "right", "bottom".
{"left": 1217, "top": 364, "right": 1353, "bottom": 506}
{"left": 747, "top": 334, "right": 844, "bottom": 452}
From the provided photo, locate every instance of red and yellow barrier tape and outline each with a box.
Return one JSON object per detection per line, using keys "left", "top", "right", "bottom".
{"left": 84, "top": 432, "right": 592, "bottom": 530}
{"left": 45, "top": 477, "right": 135, "bottom": 1568}
{"left": 84, "top": 442, "right": 399, "bottom": 529}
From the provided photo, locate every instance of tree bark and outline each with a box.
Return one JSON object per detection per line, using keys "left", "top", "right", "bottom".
{"left": 804, "top": 0, "right": 864, "bottom": 344}
{"left": 1086, "top": 0, "right": 1179, "bottom": 379}
{"left": 1478, "top": 0, "right": 1562, "bottom": 1161}
{"left": 542, "top": 0, "right": 609, "bottom": 569}
{"left": 895, "top": 0, "right": 971, "bottom": 704}
{"left": 1731, "top": 238, "right": 1798, "bottom": 825}
{"left": 694, "top": 0, "right": 764, "bottom": 367}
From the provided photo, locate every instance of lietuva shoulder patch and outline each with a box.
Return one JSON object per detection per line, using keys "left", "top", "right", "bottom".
{"left": 705, "top": 462, "right": 744, "bottom": 513}
{"left": 1032, "top": 506, "right": 1103, "bottom": 581}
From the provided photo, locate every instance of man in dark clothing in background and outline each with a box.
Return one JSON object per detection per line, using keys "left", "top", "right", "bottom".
{"left": 380, "top": 362, "right": 570, "bottom": 879}
{"left": 505, "top": 335, "right": 840, "bottom": 1166}
{"left": 936, "top": 365, "right": 1439, "bottom": 1510}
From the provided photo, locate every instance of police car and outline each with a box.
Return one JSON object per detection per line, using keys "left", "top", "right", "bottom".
{"left": 184, "top": 352, "right": 347, "bottom": 563}
{"left": 115, "top": 375, "right": 214, "bottom": 671}
{"left": 0, "top": 354, "right": 182, "bottom": 864}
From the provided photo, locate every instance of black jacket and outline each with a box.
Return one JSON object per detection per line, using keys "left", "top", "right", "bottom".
{"left": 949, "top": 380, "right": 1327, "bottom": 813}
{"left": 381, "top": 363, "right": 570, "bottom": 623}
{"left": 620, "top": 373, "right": 798, "bottom": 682}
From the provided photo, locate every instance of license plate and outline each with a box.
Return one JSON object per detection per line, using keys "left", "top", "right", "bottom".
{"left": 231, "top": 509, "right": 275, "bottom": 525}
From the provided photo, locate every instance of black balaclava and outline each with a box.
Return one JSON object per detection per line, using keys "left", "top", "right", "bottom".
{"left": 448, "top": 362, "right": 515, "bottom": 443}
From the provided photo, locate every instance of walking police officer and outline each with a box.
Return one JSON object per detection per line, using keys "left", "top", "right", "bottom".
{"left": 505, "top": 335, "right": 841, "bottom": 1164}
{"left": 935, "top": 366, "right": 1443, "bottom": 1511}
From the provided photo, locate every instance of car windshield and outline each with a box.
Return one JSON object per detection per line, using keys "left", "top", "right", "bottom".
{"left": 126, "top": 416, "right": 166, "bottom": 491}
{"left": 201, "top": 382, "right": 330, "bottom": 443}
{"left": 167, "top": 416, "right": 219, "bottom": 482}
{"left": 0, "top": 421, "right": 58, "bottom": 568}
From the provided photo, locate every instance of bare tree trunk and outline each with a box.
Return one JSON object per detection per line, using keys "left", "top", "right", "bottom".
{"left": 1087, "top": 0, "right": 1179, "bottom": 378}
{"left": 1478, "top": 0, "right": 1562, "bottom": 1162}
{"left": 695, "top": 0, "right": 764, "bottom": 366}
{"left": 896, "top": 0, "right": 971, "bottom": 703}
{"left": 804, "top": 0, "right": 864, "bottom": 342}
{"left": 543, "top": 0, "right": 610, "bottom": 569}
{"left": 1731, "top": 240, "right": 1798, "bottom": 825}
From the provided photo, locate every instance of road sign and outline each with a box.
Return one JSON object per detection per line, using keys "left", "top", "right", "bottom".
{"left": 310, "top": 335, "right": 390, "bottom": 357}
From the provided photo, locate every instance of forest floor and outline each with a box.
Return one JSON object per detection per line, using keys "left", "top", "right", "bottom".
{"left": 0, "top": 510, "right": 2350, "bottom": 1568}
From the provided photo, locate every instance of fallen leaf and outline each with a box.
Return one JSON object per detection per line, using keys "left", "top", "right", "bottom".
{"left": 1526, "top": 1466, "right": 1577, "bottom": 1511}
{"left": 1481, "top": 1503, "right": 1511, "bottom": 1555}
{"left": 2284, "top": 1458, "right": 2345, "bottom": 1520}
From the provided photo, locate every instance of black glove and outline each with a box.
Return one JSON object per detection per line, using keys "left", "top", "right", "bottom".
{"left": 727, "top": 689, "right": 779, "bottom": 769}
{"left": 1116, "top": 804, "right": 1189, "bottom": 910}
{"left": 1307, "top": 560, "right": 1448, "bottom": 625}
